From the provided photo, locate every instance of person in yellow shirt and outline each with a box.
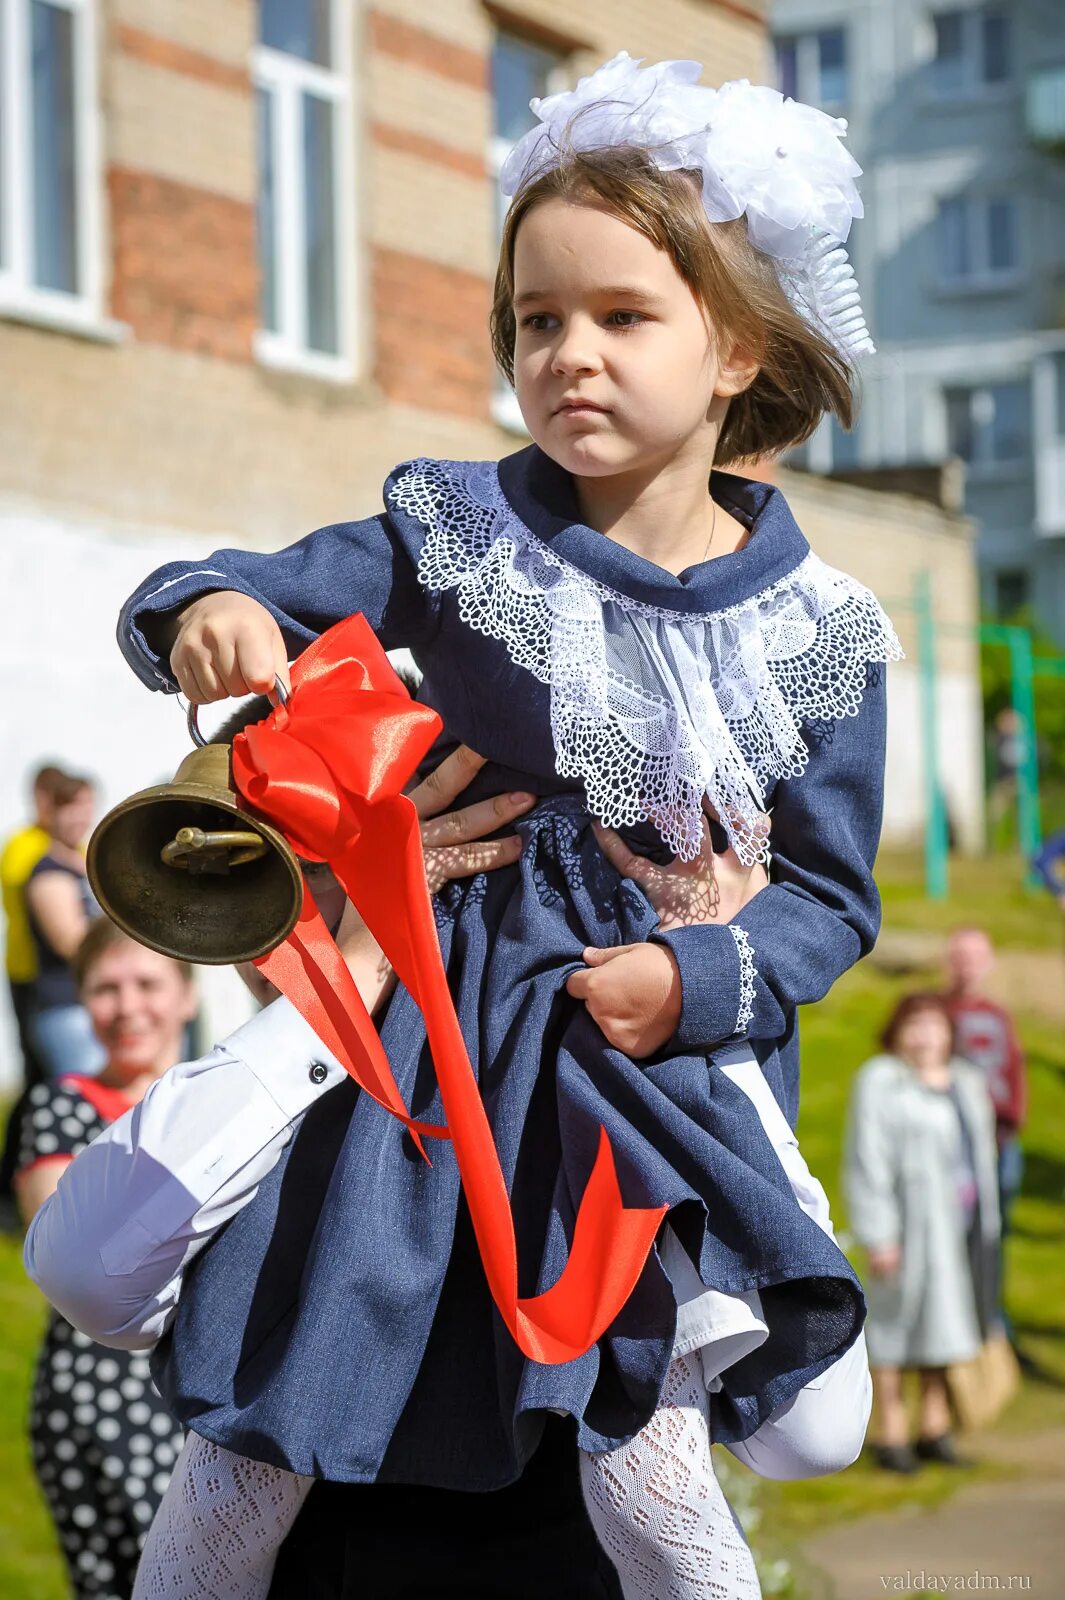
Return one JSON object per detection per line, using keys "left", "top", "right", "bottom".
{"left": 3, "top": 764, "right": 69, "bottom": 1085}
{"left": 1, "top": 766, "right": 73, "bottom": 1216}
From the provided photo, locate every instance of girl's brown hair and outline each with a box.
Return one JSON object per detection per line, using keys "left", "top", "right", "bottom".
{"left": 490, "top": 145, "right": 857, "bottom": 466}
{"left": 880, "top": 992, "right": 956, "bottom": 1057}
{"left": 74, "top": 918, "right": 193, "bottom": 990}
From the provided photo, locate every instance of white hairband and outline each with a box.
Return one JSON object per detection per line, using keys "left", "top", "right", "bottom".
{"left": 499, "top": 52, "right": 875, "bottom": 362}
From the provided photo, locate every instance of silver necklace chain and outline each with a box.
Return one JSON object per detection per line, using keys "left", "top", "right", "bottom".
{"left": 700, "top": 498, "right": 719, "bottom": 565}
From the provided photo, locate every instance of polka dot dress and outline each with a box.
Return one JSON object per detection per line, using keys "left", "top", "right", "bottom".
{"left": 19, "top": 1077, "right": 185, "bottom": 1600}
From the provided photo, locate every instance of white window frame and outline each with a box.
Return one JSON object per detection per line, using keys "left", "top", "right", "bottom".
{"left": 773, "top": 27, "right": 848, "bottom": 110}
{"left": 0, "top": 0, "right": 105, "bottom": 334}
{"left": 253, "top": 1, "right": 354, "bottom": 382}
{"left": 926, "top": 6, "right": 1013, "bottom": 101}
{"left": 489, "top": 32, "right": 568, "bottom": 434}
{"left": 935, "top": 193, "right": 1022, "bottom": 291}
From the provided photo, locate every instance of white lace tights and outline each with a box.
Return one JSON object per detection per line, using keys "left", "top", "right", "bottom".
{"left": 580, "top": 1351, "right": 760, "bottom": 1600}
{"left": 134, "top": 1366, "right": 757, "bottom": 1600}
{"left": 132, "top": 1433, "right": 311, "bottom": 1600}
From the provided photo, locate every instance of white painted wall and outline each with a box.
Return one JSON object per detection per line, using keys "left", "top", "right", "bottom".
{"left": 0, "top": 501, "right": 256, "bottom": 1089}
{"left": 883, "top": 664, "right": 985, "bottom": 854}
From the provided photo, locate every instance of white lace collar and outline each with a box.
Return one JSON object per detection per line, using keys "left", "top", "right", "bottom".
{"left": 389, "top": 458, "right": 902, "bottom": 863}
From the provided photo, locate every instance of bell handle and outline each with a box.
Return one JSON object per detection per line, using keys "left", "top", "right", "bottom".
{"left": 187, "top": 676, "right": 290, "bottom": 749}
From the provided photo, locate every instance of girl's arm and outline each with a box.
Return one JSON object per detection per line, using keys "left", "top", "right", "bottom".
{"left": 650, "top": 662, "right": 886, "bottom": 1059}
{"left": 118, "top": 476, "right": 438, "bottom": 694}
{"left": 24, "top": 869, "right": 91, "bottom": 961}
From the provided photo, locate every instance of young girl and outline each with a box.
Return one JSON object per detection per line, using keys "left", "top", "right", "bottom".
{"left": 64, "top": 54, "right": 896, "bottom": 1597}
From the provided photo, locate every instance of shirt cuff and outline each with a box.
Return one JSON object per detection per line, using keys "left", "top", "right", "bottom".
{"left": 650, "top": 923, "right": 753, "bottom": 1053}
{"left": 223, "top": 997, "right": 347, "bottom": 1121}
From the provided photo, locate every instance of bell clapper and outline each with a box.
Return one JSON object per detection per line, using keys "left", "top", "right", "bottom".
{"left": 161, "top": 826, "right": 269, "bottom": 875}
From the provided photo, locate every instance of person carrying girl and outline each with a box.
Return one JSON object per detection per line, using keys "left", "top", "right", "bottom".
{"left": 34, "top": 54, "right": 898, "bottom": 1599}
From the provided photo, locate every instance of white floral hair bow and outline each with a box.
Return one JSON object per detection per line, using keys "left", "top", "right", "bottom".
{"left": 499, "top": 52, "right": 874, "bottom": 360}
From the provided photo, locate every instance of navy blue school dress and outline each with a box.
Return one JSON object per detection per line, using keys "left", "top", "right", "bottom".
{"left": 118, "top": 443, "right": 900, "bottom": 1489}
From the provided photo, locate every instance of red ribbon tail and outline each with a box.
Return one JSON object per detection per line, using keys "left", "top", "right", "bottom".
{"left": 255, "top": 893, "right": 448, "bottom": 1161}
{"left": 516, "top": 1129, "right": 668, "bottom": 1363}
{"left": 335, "top": 796, "right": 666, "bottom": 1364}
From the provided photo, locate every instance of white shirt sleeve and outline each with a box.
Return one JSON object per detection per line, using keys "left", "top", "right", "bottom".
{"left": 23, "top": 998, "right": 347, "bottom": 1351}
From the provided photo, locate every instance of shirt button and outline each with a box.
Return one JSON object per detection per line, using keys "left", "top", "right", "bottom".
{"left": 309, "top": 1062, "right": 329, "bottom": 1086}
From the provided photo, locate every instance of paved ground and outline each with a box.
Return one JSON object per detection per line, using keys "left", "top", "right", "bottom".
{"left": 802, "top": 1428, "right": 1065, "bottom": 1598}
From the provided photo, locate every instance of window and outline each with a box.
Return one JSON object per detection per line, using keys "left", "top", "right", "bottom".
{"left": 0, "top": 0, "right": 99, "bottom": 323}
{"left": 945, "top": 381, "right": 1030, "bottom": 467}
{"left": 489, "top": 31, "right": 566, "bottom": 427}
{"left": 936, "top": 195, "right": 1018, "bottom": 284}
{"left": 930, "top": 7, "right": 1011, "bottom": 96}
{"left": 490, "top": 32, "right": 563, "bottom": 232}
{"left": 994, "top": 568, "right": 1028, "bottom": 618}
{"left": 254, "top": 0, "right": 351, "bottom": 376}
{"left": 773, "top": 28, "right": 848, "bottom": 108}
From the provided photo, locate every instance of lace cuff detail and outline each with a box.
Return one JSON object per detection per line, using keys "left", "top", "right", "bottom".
{"left": 729, "top": 926, "right": 756, "bottom": 1035}
{"left": 390, "top": 457, "right": 902, "bottom": 865}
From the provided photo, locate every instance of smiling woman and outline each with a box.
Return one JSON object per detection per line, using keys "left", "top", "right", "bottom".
{"left": 14, "top": 920, "right": 195, "bottom": 1600}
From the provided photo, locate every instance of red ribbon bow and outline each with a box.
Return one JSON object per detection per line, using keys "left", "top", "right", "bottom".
{"left": 231, "top": 614, "right": 666, "bottom": 1365}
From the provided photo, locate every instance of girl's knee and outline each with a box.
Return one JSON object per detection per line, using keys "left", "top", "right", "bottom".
{"left": 729, "top": 1336, "right": 872, "bottom": 1481}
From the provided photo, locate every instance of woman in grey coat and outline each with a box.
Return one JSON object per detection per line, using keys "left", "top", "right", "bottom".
{"left": 844, "top": 993, "right": 1001, "bottom": 1472}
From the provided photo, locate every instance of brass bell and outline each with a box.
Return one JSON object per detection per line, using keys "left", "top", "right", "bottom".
{"left": 87, "top": 689, "right": 303, "bottom": 965}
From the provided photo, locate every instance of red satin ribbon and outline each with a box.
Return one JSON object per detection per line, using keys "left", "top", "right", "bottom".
{"left": 231, "top": 614, "right": 667, "bottom": 1365}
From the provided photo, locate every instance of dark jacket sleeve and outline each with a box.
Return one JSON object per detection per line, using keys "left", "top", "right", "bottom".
{"left": 651, "top": 662, "right": 887, "bottom": 1051}
{"left": 117, "top": 504, "right": 440, "bottom": 692}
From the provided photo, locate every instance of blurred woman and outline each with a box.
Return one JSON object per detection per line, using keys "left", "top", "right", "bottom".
{"left": 16, "top": 919, "right": 194, "bottom": 1599}
{"left": 24, "top": 771, "right": 103, "bottom": 1077}
{"left": 844, "top": 992, "right": 1000, "bottom": 1473}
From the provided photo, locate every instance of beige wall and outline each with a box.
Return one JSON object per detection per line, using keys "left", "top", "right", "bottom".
{"left": 782, "top": 468, "right": 984, "bottom": 853}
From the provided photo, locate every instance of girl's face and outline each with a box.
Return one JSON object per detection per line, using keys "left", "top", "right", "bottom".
{"left": 82, "top": 942, "right": 197, "bottom": 1082}
{"left": 895, "top": 1008, "right": 953, "bottom": 1074}
{"left": 511, "top": 198, "right": 754, "bottom": 480}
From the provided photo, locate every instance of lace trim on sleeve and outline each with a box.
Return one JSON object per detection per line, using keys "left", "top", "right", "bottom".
{"left": 729, "top": 926, "right": 756, "bottom": 1035}
{"left": 389, "top": 457, "right": 902, "bottom": 864}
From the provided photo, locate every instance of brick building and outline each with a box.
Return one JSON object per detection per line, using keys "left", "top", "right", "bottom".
{"left": 0, "top": 0, "right": 984, "bottom": 1065}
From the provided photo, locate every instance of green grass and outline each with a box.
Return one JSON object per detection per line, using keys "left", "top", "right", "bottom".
{"left": 0, "top": 1234, "right": 66, "bottom": 1600}
{"left": 1, "top": 851, "right": 1063, "bottom": 1597}
{"left": 876, "top": 848, "right": 1064, "bottom": 952}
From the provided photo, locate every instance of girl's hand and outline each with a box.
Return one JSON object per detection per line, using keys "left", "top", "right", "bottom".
{"left": 591, "top": 810, "right": 769, "bottom": 932}
{"left": 867, "top": 1243, "right": 902, "bottom": 1278}
{"left": 565, "top": 808, "right": 770, "bottom": 1057}
{"left": 171, "top": 591, "right": 290, "bottom": 703}
{"left": 565, "top": 944, "right": 681, "bottom": 1059}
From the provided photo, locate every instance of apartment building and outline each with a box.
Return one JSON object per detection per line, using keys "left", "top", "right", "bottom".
{"left": 771, "top": 0, "right": 1065, "bottom": 639}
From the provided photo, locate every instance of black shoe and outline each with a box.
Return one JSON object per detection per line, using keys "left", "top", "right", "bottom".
{"left": 872, "top": 1444, "right": 919, "bottom": 1474}
{"left": 914, "top": 1433, "right": 968, "bottom": 1466}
